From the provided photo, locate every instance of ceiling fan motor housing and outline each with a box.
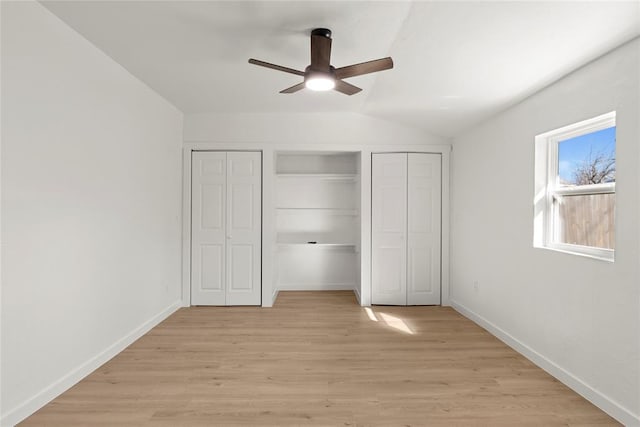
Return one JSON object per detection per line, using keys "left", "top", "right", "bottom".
{"left": 311, "top": 28, "right": 332, "bottom": 38}
{"left": 305, "top": 65, "right": 336, "bottom": 79}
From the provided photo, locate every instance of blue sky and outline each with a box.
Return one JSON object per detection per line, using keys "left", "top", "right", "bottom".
{"left": 558, "top": 126, "right": 616, "bottom": 183}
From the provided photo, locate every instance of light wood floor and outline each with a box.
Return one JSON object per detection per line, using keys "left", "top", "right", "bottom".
{"left": 22, "top": 291, "right": 618, "bottom": 426}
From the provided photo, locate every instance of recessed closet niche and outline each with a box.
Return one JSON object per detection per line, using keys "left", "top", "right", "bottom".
{"left": 274, "top": 152, "right": 361, "bottom": 293}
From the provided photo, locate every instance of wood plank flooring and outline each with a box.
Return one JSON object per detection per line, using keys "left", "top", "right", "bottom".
{"left": 21, "top": 291, "right": 618, "bottom": 426}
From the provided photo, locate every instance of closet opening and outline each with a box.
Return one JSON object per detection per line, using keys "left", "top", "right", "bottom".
{"left": 273, "top": 151, "right": 362, "bottom": 302}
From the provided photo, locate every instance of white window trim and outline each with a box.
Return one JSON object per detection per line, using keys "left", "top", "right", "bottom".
{"left": 533, "top": 111, "right": 616, "bottom": 262}
{"left": 552, "top": 182, "right": 614, "bottom": 196}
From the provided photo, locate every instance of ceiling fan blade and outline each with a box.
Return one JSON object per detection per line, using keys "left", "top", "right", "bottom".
{"left": 280, "top": 82, "right": 306, "bottom": 94}
{"left": 310, "top": 34, "right": 332, "bottom": 71}
{"left": 335, "top": 57, "right": 394, "bottom": 79}
{"left": 334, "top": 80, "right": 362, "bottom": 96}
{"left": 248, "top": 59, "right": 305, "bottom": 76}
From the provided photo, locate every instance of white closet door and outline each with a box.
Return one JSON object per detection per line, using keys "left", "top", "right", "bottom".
{"left": 191, "top": 152, "right": 227, "bottom": 305}
{"left": 226, "top": 152, "right": 261, "bottom": 305}
{"left": 407, "top": 153, "right": 441, "bottom": 305}
{"left": 191, "top": 151, "right": 261, "bottom": 306}
{"left": 371, "top": 153, "right": 408, "bottom": 305}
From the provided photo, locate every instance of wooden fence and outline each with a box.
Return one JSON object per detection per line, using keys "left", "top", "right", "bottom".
{"left": 557, "top": 193, "right": 615, "bottom": 249}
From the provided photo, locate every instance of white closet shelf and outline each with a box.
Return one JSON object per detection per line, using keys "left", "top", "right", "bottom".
{"left": 275, "top": 207, "right": 358, "bottom": 216}
{"left": 276, "top": 243, "right": 357, "bottom": 253}
{"left": 277, "top": 243, "right": 356, "bottom": 247}
{"left": 276, "top": 173, "right": 358, "bottom": 181}
{"left": 276, "top": 233, "right": 356, "bottom": 246}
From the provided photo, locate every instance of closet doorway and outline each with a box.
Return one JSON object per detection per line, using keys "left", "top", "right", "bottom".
{"left": 190, "top": 151, "right": 262, "bottom": 306}
{"left": 371, "top": 153, "right": 442, "bottom": 305}
{"left": 274, "top": 151, "right": 361, "bottom": 294}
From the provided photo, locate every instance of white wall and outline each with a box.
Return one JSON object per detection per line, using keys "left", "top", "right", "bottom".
{"left": 184, "top": 112, "right": 441, "bottom": 145}
{"left": 1, "top": 2, "right": 184, "bottom": 425}
{"left": 450, "top": 39, "right": 639, "bottom": 425}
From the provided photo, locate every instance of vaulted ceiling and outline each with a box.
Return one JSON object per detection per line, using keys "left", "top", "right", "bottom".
{"left": 42, "top": 1, "right": 639, "bottom": 137}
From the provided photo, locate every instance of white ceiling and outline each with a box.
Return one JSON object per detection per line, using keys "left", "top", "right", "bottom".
{"left": 42, "top": 1, "right": 639, "bottom": 138}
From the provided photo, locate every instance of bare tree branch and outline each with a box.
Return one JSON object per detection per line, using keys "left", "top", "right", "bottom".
{"left": 571, "top": 146, "right": 615, "bottom": 185}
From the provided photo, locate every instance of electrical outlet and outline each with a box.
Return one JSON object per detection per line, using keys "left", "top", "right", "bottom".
{"left": 473, "top": 281, "right": 479, "bottom": 292}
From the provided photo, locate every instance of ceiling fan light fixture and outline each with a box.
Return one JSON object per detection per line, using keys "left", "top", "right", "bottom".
{"left": 305, "top": 74, "right": 335, "bottom": 91}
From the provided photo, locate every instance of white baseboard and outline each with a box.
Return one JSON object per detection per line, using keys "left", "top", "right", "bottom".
{"left": 450, "top": 299, "right": 639, "bottom": 426}
{"left": 276, "top": 283, "right": 355, "bottom": 291}
{"left": 353, "top": 285, "right": 362, "bottom": 305}
{"left": 270, "top": 287, "right": 280, "bottom": 306}
{"left": 1, "top": 300, "right": 182, "bottom": 427}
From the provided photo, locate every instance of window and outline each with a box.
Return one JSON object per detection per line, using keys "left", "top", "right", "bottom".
{"left": 534, "top": 112, "right": 616, "bottom": 261}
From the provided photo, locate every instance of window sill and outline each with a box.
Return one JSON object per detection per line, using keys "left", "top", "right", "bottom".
{"left": 535, "top": 243, "right": 614, "bottom": 263}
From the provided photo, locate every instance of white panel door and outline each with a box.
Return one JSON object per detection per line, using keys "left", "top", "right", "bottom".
{"left": 407, "top": 153, "right": 441, "bottom": 305}
{"left": 226, "top": 152, "right": 261, "bottom": 305}
{"left": 371, "top": 153, "right": 408, "bottom": 305}
{"left": 191, "top": 151, "right": 261, "bottom": 306}
{"left": 191, "top": 152, "right": 227, "bottom": 305}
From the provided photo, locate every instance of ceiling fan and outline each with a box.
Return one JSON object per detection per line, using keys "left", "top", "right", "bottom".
{"left": 248, "top": 28, "right": 393, "bottom": 95}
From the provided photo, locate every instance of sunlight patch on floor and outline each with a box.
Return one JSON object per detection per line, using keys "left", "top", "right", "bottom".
{"left": 378, "top": 312, "right": 414, "bottom": 334}
{"left": 364, "top": 307, "right": 414, "bottom": 334}
{"left": 364, "top": 307, "right": 378, "bottom": 322}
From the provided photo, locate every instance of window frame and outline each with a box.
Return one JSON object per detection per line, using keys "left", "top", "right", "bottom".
{"left": 534, "top": 111, "right": 616, "bottom": 262}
